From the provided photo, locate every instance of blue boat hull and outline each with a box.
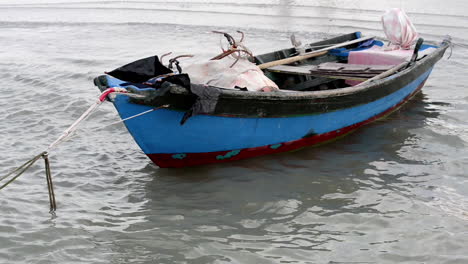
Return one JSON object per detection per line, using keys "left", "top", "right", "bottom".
{"left": 105, "top": 67, "right": 432, "bottom": 167}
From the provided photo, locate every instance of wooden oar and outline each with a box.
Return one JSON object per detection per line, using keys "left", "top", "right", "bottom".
{"left": 358, "top": 61, "right": 408, "bottom": 85}
{"left": 258, "top": 36, "right": 375, "bottom": 70}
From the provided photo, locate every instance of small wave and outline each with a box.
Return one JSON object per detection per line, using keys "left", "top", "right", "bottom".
{"left": 427, "top": 185, "right": 468, "bottom": 221}
{"left": 0, "top": 5, "right": 465, "bottom": 44}
{"left": 2, "top": 0, "right": 468, "bottom": 18}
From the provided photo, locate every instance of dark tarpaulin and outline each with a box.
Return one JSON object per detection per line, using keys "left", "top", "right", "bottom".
{"left": 123, "top": 75, "right": 223, "bottom": 125}
{"left": 106, "top": 55, "right": 227, "bottom": 125}
{"left": 107, "top": 55, "right": 173, "bottom": 83}
{"left": 148, "top": 74, "right": 191, "bottom": 90}
{"left": 181, "top": 84, "right": 223, "bottom": 125}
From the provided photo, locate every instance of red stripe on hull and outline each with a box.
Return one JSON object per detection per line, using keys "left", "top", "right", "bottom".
{"left": 148, "top": 80, "right": 427, "bottom": 168}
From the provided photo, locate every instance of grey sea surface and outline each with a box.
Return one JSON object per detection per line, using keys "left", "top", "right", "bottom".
{"left": 0, "top": 1, "right": 467, "bottom": 263}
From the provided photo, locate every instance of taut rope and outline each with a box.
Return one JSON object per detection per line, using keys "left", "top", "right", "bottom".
{"left": 0, "top": 87, "right": 166, "bottom": 211}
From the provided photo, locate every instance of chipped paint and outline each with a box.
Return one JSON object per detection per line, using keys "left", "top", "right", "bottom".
{"left": 270, "top": 144, "right": 282, "bottom": 149}
{"left": 216, "top": 150, "right": 241, "bottom": 160}
{"left": 172, "top": 153, "right": 187, "bottom": 160}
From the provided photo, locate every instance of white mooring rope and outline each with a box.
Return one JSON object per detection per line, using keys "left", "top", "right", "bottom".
{"left": 0, "top": 87, "right": 167, "bottom": 211}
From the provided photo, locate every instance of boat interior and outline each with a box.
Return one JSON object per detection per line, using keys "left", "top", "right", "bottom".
{"left": 101, "top": 31, "right": 439, "bottom": 97}
{"left": 102, "top": 9, "right": 443, "bottom": 95}
{"left": 254, "top": 32, "right": 437, "bottom": 92}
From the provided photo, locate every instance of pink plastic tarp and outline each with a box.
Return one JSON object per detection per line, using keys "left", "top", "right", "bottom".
{"left": 348, "top": 45, "right": 413, "bottom": 66}
{"left": 345, "top": 47, "right": 414, "bottom": 86}
{"left": 345, "top": 8, "right": 425, "bottom": 85}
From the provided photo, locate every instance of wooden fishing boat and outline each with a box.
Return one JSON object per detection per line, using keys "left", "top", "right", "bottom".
{"left": 94, "top": 32, "right": 449, "bottom": 168}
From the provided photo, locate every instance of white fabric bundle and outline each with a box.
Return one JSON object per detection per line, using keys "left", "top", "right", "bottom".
{"left": 184, "top": 57, "right": 279, "bottom": 92}
{"left": 382, "top": 8, "right": 419, "bottom": 50}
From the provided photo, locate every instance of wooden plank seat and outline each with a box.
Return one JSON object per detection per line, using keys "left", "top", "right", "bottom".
{"left": 266, "top": 62, "right": 394, "bottom": 81}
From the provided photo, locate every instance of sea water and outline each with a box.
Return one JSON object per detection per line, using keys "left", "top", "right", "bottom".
{"left": 0, "top": 1, "right": 467, "bottom": 263}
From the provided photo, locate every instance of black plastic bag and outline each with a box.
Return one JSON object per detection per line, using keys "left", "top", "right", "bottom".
{"left": 107, "top": 55, "right": 173, "bottom": 83}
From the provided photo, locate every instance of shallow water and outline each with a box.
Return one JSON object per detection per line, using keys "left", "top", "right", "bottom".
{"left": 0, "top": 1, "right": 467, "bottom": 263}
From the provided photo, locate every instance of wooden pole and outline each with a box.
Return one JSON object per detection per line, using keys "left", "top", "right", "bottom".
{"left": 358, "top": 61, "right": 408, "bottom": 85}
{"left": 258, "top": 36, "right": 375, "bottom": 70}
